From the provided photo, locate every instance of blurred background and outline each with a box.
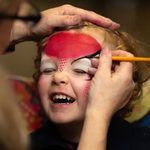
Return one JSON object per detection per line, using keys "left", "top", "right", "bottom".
{"left": 0, "top": 0, "right": 150, "bottom": 77}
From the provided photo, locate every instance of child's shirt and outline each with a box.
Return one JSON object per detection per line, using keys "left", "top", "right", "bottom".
{"left": 30, "top": 117, "right": 150, "bottom": 150}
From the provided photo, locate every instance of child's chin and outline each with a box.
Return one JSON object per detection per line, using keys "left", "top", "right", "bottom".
{"left": 50, "top": 116, "right": 84, "bottom": 126}
{"left": 49, "top": 116, "right": 76, "bottom": 124}
{"left": 51, "top": 118, "right": 74, "bottom": 124}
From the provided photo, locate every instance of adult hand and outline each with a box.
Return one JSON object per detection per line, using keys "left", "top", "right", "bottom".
{"left": 79, "top": 49, "right": 134, "bottom": 150}
{"left": 87, "top": 49, "right": 134, "bottom": 120}
{"left": 11, "top": 4, "right": 120, "bottom": 43}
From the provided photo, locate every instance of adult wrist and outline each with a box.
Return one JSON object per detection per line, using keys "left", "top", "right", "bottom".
{"left": 85, "top": 107, "right": 113, "bottom": 125}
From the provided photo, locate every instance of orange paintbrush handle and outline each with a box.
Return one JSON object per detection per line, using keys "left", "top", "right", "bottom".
{"left": 112, "top": 56, "right": 150, "bottom": 62}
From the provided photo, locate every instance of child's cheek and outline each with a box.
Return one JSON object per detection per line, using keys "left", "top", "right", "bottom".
{"left": 38, "top": 76, "right": 48, "bottom": 95}
{"left": 82, "top": 82, "right": 91, "bottom": 98}
{"left": 38, "top": 76, "right": 45, "bottom": 86}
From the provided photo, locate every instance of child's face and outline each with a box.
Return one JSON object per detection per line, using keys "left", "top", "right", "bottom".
{"left": 38, "top": 31, "right": 103, "bottom": 124}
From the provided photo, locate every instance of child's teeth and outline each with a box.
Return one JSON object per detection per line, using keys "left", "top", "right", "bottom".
{"left": 54, "top": 94, "right": 71, "bottom": 101}
{"left": 67, "top": 97, "right": 71, "bottom": 101}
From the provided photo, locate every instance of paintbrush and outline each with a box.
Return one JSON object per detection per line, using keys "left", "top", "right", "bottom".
{"left": 112, "top": 56, "right": 150, "bottom": 62}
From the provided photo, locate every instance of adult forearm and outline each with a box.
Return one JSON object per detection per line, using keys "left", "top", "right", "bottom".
{"left": 78, "top": 110, "right": 111, "bottom": 150}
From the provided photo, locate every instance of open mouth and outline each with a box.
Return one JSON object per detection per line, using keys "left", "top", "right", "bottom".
{"left": 50, "top": 93, "right": 75, "bottom": 104}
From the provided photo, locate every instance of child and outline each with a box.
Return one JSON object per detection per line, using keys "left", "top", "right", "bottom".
{"left": 30, "top": 23, "right": 150, "bottom": 150}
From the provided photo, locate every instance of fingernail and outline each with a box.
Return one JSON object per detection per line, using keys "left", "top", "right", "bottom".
{"left": 110, "top": 23, "right": 120, "bottom": 30}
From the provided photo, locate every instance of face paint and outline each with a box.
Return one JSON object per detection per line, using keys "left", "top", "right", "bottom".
{"left": 44, "top": 31, "right": 101, "bottom": 59}
{"left": 58, "top": 59, "right": 67, "bottom": 72}
{"left": 83, "top": 83, "right": 91, "bottom": 97}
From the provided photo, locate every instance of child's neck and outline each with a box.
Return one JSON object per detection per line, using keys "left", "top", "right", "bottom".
{"left": 56, "top": 121, "right": 84, "bottom": 143}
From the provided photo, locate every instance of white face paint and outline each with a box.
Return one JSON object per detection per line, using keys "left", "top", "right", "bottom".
{"left": 40, "top": 59, "right": 57, "bottom": 75}
{"left": 40, "top": 54, "right": 92, "bottom": 79}
{"left": 71, "top": 58, "right": 91, "bottom": 75}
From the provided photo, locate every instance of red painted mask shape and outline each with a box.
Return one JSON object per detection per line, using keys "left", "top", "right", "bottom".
{"left": 44, "top": 31, "right": 101, "bottom": 59}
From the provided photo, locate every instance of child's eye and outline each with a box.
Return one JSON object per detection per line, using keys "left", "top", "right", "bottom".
{"left": 41, "top": 68, "right": 56, "bottom": 74}
{"left": 73, "top": 69, "right": 87, "bottom": 74}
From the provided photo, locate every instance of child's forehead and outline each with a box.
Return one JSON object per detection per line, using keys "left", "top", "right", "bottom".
{"left": 43, "top": 31, "right": 101, "bottom": 59}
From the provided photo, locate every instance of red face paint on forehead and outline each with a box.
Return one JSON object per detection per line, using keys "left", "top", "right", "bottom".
{"left": 44, "top": 31, "right": 101, "bottom": 59}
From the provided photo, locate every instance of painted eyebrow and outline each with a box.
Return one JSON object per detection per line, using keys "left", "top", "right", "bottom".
{"left": 71, "top": 50, "right": 101, "bottom": 64}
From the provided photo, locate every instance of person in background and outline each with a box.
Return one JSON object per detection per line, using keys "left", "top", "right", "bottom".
{"left": 2, "top": 2, "right": 119, "bottom": 54}
{"left": 0, "top": 0, "right": 120, "bottom": 150}
{"left": 30, "top": 22, "right": 150, "bottom": 150}
{"left": 0, "top": 66, "right": 29, "bottom": 150}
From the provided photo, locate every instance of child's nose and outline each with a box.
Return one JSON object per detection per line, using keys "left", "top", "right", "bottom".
{"left": 52, "top": 72, "right": 69, "bottom": 85}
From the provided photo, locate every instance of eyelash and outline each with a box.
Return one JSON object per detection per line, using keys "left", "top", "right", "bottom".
{"left": 41, "top": 68, "right": 56, "bottom": 74}
{"left": 73, "top": 69, "right": 87, "bottom": 74}
{"left": 40, "top": 68, "right": 88, "bottom": 75}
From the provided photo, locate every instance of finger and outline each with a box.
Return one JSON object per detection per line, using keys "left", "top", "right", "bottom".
{"left": 116, "top": 61, "right": 133, "bottom": 77}
{"left": 95, "top": 48, "right": 112, "bottom": 77}
{"left": 88, "top": 67, "right": 97, "bottom": 76}
{"left": 59, "top": 4, "right": 120, "bottom": 29}
{"left": 91, "top": 58, "right": 99, "bottom": 68}
{"left": 45, "top": 14, "right": 82, "bottom": 27}
{"left": 33, "top": 14, "right": 82, "bottom": 37}
{"left": 112, "top": 50, "right": 133, "bottom": 57}
{"left": 112, "top": 50, "right": 134, "bottom": 78}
